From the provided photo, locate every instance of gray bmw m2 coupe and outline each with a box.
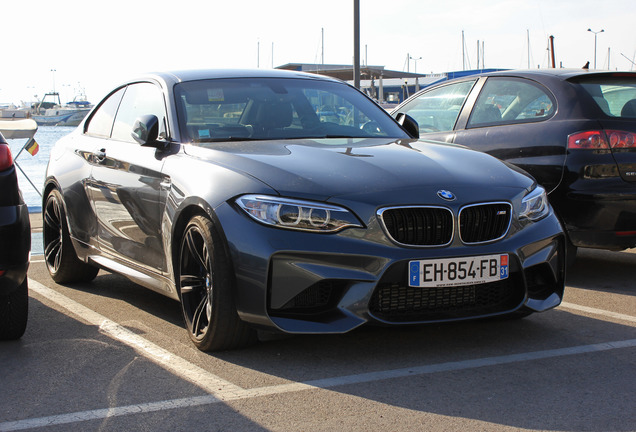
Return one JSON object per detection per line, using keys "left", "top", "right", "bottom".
{"left": 43, "top": 69, "right": 565, "bottom": 351}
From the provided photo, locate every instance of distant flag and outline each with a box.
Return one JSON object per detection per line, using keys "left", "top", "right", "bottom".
{"left": 25, "top": 140, "right": 39, "bottom": 156}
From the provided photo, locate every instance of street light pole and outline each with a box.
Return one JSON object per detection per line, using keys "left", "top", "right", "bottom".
{"left": 353, "top": 0, "right": 360, "bottom": 89}
{"left": 409, "top": 56, "right": 422, "bottom": 73}
{"left": 50, "top": 69, "right": 56, "bottom": 93}
{"left": 587, "top": 28, "right": 604, "bottom": 69}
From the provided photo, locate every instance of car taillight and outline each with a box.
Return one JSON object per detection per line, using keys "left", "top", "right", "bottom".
{"left": 568, "top": 130, "right": 636, "bottom": 150}
{"left": 0, "top": 144, "right": 14, "bottom": 170}
{"left": 606, "top": 130, "right": 636, "bottom": 148}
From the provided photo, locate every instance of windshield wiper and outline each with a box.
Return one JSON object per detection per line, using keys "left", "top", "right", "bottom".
{"left": 195, "top": 134, "right": 374, "bottom": 142}
{"left": 196, "top": 136, "right": 261, "bottom": 143}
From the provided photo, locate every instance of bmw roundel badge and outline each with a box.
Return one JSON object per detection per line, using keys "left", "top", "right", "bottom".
{"left": 437, "top": 190, "right": 456, "bottom": 201}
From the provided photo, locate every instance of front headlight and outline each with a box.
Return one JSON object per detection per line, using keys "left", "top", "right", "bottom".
{"left": 519, "top": 186, "right": 550, "bottom": 221}
{"left": 235, "top": 195, "right": 364, "bottom": 232}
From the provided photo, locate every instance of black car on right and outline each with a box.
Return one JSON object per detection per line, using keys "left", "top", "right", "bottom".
{"left": 392, "top": 69, "right": 636, "bottom": 257}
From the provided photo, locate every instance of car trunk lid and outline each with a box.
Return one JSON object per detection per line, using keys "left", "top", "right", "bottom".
{"left": 569, "top": 73, "right": 636, "bottom": 182}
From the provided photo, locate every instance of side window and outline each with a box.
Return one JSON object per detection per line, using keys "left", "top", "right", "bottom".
{"left": 467, "top": 78, "right": 555, "bottom": 128}
{"left": 85, "top": 87, "right": 125, "bottom": 138}
{"left": 111, "top": 83, "right": 167, "bottom": 143}
{"left": 395, "top": 80, "right": 475, "bottom": 133}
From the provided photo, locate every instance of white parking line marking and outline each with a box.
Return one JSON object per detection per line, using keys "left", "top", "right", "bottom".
{"left": 28, "top": 279, "right": 244, "bottom": 398}
{"left": 3, "top": 337, "right": 636, "bottom": 431}
{"left": 7, "top": 279, "right": 634, "bottom": 431}
{"left": 0, "top": 396, "right": 219, "bottom": 432}
{"left": 240, "top": 338, "right": 636, "bottom": 399}
{"left": 560, "top": 301, "right": 636, "bottom": 323}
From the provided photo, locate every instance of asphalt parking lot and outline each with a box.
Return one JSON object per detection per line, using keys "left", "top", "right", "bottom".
{"left": 1, "top": 215, "right": 635, "bottom": 432}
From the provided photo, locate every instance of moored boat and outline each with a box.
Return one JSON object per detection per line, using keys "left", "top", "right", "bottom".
{"left": 0, "top": 118, "right": 38, "bottom": 139}
{"left": 31, "top": 92, "right": 93, "bottom": 126}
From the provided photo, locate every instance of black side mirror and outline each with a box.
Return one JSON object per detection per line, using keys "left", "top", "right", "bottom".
{"left": 131, "top": 115, "right": 159, "bottom": 146}
{"left": 395, "top": 112, "right": 419, "bottom": 139}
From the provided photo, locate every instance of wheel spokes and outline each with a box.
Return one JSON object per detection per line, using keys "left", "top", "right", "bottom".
{"left": 184, "top": 228, "right": 208, "bottom": 271}
{"left": 44, "top": 240, "right": 61, "bottom": 271}
{"left": 43, "top": 199, "right": 63, "bottom": 272}
{"left": 191, "top": 293, "right": 210, "bottom": 337}
{"left": 179, "top": 274, "right": 203, "bottom": 294}
{"left": 180, "top": 224, "right": 213, "bottom": 340}
{"left": 44, "top": 208, "right": 60, "bottom": 232}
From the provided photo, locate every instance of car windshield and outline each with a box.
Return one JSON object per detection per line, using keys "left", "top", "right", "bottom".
{"left": 577, "top": 76, "right": 636, "bottom": 118}
{"left": 174, "top": 77, "right": 408, "bottom": 143}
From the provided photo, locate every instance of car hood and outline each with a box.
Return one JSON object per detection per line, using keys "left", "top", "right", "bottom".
{"left": 184, "top": 138, "right": 535, "bottom": 203}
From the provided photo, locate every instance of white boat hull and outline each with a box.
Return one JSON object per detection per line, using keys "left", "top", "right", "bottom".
{"left": 0, "top": 118, "right": 38, "bottom": 139}
{"left": 32, "top": 109, "right": 89, "bottom": 126}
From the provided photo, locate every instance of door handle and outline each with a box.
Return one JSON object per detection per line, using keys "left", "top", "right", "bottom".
{"left": 159, "top": 178, "right": 172, "bottom": 189}
{"left": 94, "top": 148, "right": 106, "bottom": 163}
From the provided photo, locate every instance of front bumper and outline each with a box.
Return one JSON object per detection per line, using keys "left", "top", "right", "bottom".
{"left": 0, "top": 203, "right": 31, "bottom": 295}
{"left": 216, "top": 201, "right": 565, "bottom": 334}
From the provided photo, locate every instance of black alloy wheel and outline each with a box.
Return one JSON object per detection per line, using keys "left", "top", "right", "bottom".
{"left": 43, "top": 189, "right": 99, "bottom": 283}
{"left": 178, "top": 215, "right": 256, "bottom": 351}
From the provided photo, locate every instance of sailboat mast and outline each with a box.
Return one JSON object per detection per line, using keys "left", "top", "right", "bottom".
{"left": 549, "top": 35, "right": 556, "bottom": 68}
{"left": 527, "top": 29, "right": 530, "bottom": 68}
{"left": 477, "top": 40, "right": 480, "bottom": 69}
{"left": 462, "top": 30, "right": 465, "bottom": 70}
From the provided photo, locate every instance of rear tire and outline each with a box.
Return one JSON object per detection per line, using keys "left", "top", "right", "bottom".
{"left": 178, "top": 215, "right": 257, "bottom": 351}
{"left": 43, "top": 189, "right": 99, "bottom": 284}
{"left": 0, "top": 279, "right": 28, "bottom": 340}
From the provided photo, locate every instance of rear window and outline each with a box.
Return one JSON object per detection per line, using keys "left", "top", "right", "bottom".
{"left": 577, "top": 77, "right": 636, "bottom": 118}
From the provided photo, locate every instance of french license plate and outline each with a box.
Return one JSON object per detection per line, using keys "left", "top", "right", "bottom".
{"left": 408, "top": 254, "right": 508, "bottom": 288}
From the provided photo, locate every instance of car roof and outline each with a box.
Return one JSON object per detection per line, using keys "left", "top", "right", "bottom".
{"left": 131, "top": 69, "right": 343, "bottom": 88}
{"left": 471, "top": 68, "right": 636, "bottom": 81}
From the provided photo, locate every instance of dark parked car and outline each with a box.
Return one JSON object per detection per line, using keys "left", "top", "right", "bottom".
{"left": 391, "top": 69, "right": 636, "bottom": 258}
{"left": 0, "top": 131, "right": 30, "bottom": 340}
{"left": 43, "top": 69, "right": 565, "bottom": 351}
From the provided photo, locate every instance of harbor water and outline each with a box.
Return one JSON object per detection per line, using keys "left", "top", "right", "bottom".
{"left": 8, "top": 126, "right": 74, "bottom": 212}
{"left": 8, "top": 126, "right": 74, "bottom": 255}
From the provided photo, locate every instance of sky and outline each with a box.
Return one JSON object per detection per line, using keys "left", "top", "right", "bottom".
{"left": 1, "top": 0, "right": 635, "bottom": 105}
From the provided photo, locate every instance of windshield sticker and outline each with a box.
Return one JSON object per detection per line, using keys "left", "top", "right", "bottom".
{"left": 198, "top": 129, "right": 211, "bottom": 139}
{"left": 207, "top": 89, "right": 224, "bottom": 102}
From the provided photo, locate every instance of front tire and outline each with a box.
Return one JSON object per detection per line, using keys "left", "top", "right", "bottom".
{"left": 43, "top": 189, "right": 99, "bottom": 284}
{"left": 0, "top": 279, "right": 28, "bottom": 340}
{"left": 178, "top": 215, "right": 256, "bottom": 351}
